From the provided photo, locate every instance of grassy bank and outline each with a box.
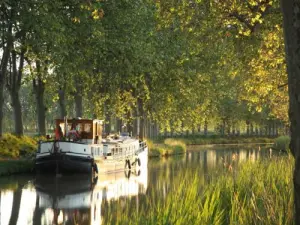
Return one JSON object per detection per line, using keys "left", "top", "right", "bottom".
{"left": 154, "top": 136, "right": 275, "bottom": 146}
{"left": 0, "top": 160, "right": 34, "bottom": 176}
{"left": 148, "top": 138, "right": 187, "bottom": 157}
{"left": 104, "top": 156, "right": 294, "bottom": 225}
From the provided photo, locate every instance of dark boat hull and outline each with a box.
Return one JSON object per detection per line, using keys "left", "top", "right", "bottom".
{"left": 35, "top": 153, "right": 93, "bottom": 174}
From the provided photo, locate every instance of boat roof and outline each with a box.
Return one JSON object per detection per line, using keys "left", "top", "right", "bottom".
{"left": 56, "top": 118, "right": 103, "bottom": 124}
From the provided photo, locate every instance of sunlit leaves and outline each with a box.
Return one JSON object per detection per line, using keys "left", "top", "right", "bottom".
{"left": 212, "top": 0, "right": 278, "bottom": 37}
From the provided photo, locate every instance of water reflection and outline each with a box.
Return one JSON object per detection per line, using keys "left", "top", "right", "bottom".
{"left": 0, "top": 168, "right": 147, "bottom": 225}
{"left": 0, "top": 145, "right": 280, "bottom": 224}
{"left": 147, "top": 145, "right": 278, "bottom": 200}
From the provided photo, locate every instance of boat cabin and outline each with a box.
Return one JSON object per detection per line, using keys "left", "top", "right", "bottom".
{"left": 55, "top": 118, "right": 103, "bottom": 144}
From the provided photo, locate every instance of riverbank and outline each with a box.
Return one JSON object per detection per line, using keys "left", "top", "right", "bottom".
{"left": 0, "top": 134, "right": 283, "bottom": 175}
{"left": 0, "top": 159, "right": 34, "bottom": 176}
{"left": 147, "top": 136, "right": 277, "bottom": 157}
{"left": 156, "top": 136, "right": 276, "bottom": 145}
{"left": 104, "top": 155, "right": 294, "bottom": 224}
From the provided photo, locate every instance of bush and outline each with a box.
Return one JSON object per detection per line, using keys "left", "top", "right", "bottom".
{"left": 148, "top": 138, "right": 186, "bottom": 157}
{"left": 0, "top": 134, "right": 39, "bottom": 159}
{"left": 273, "top": 135, "right": 290, "bottom": 151}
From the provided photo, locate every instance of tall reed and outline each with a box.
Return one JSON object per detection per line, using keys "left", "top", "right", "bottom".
{"left": 104, "top": 156, "right": 294, "bottom": 225}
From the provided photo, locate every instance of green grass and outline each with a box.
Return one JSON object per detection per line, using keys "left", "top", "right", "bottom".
{"left": 104, "top": 156, "right": 294, "bottom": 225}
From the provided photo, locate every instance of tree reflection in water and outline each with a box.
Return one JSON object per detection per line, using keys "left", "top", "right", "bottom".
{"left": 0, "top": 146, "right": 279, "bottom": 225}
{"left": 0, "top": 168, "right": 148, "bottom": 225}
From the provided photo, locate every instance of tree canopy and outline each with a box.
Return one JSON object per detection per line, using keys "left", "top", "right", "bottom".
{"left": 0, "top": 0, "right": 287, "bottom": 137}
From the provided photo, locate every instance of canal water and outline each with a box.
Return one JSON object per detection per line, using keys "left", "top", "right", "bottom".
{"left": 0, "top": 145, "right": 278, "bottom": 225}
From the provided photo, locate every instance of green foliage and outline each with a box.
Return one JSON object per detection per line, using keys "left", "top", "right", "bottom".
{"left": 0, "top": 0, "right": 288, "bottom": 139}
{"left": 273, "top": 135, "right": 290, "bottom": 151}
{"left": 104, "top": 156, "right": 294, "bottom": 224}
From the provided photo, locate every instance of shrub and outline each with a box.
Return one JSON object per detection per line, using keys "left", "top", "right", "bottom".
{"left": 273, "top": 135, "right": 290, "bottom": 151}
{"left": 0, "top": 134, "right": 38, "bottom": 159}
{"left": 148, "top": 138, "right": 186, "bottom": 157}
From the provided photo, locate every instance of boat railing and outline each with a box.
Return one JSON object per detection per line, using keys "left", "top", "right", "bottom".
{"left": 111, "top": 141, "right": 147, "bottom": 161}
{"left": 136, "top": 141, "right": 147, "bottom": 154}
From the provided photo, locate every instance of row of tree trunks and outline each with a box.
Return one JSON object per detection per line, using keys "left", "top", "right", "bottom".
{"left": 102, "top": 118, "right": 286, "bottom": 139}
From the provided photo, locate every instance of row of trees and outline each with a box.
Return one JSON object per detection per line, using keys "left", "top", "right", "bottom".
{"left": 0, "top": 0, "right": 287, "bottom": 139}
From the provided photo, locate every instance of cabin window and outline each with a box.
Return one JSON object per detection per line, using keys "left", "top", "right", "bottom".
{"left": 58, "top": 123, "right": 65, "bottom": 135}
{"left": 77, "top": 123, "right": 84, "bottom": 134}
{"left": 84, "top": 123, "right": 92, "bottom": 133}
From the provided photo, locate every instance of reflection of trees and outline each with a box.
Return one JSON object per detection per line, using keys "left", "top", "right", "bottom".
{"left": 8, "top": 189, "right": 22, "bottom": 225}
{"left": 32, "top": 195, "right": 41, "bottom": 225}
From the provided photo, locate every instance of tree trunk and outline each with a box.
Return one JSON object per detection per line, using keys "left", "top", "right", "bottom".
{"left": 0, "top": 18, "right": 13, "bottom": 137}
{"left": 104, "top": 109, "right": 111, "bottom": 135}
{"left": 35, "top": 83, "right": 46, "bottom": 136}
{"left": 246, "top": 120, "right": 250, "bottom": 136}
{"left": 268, "top": 123, "right": 272, "bottom": 136}
{"left": 126, "top": 110, "right": 133, "bottom": 135}
{"left": 0, "top": 80, "right": 4, "bottom": 137}
{"left": 137, "top": 98, "right": 144, "bottom": 140}
{"left": 281, "top": 0, "right": 300, "bottom": 223}
{"left": 116, "top": 118, "right": 122, "bottom": 133}
{"left": 7, "top": 49, "right": 25, "bottom": 136}
{"left": 255, "top": 127, "right": 259, "bottom": 136}
{"left": 204, "top": 120, "right": 208, "bottom": 136}
{"left": 227, "top": 123, "right": 231, "bottom": 136}
{"left": 74, "top": 93, "right": 83, "bottom": 118}
{"left": 33, "top": 61, "right": 46, "bottom": 136}
{"left": 58, "top": 84, "right": 67, "bottom": 119}
{"left": 250, "top": 123, "right": 254, "bottom": 136}
{"left": 221, "top": 119, "right": 225, "bottom": 136}
{"left": 74, "top": 80, "right": 83, "bottom": 118}
{"left": 11, "top": 94, "right": 23, "bottom": 136}
{"left": 259, "top": 126, "right": 263, "bottom": 136}
{"left": 6, "top": 44, "right": 25, "bottom": 136}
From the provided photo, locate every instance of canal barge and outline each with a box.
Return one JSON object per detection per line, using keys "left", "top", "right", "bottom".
{"left": 35, "top": 118, "right": 148, "bottom": 174}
